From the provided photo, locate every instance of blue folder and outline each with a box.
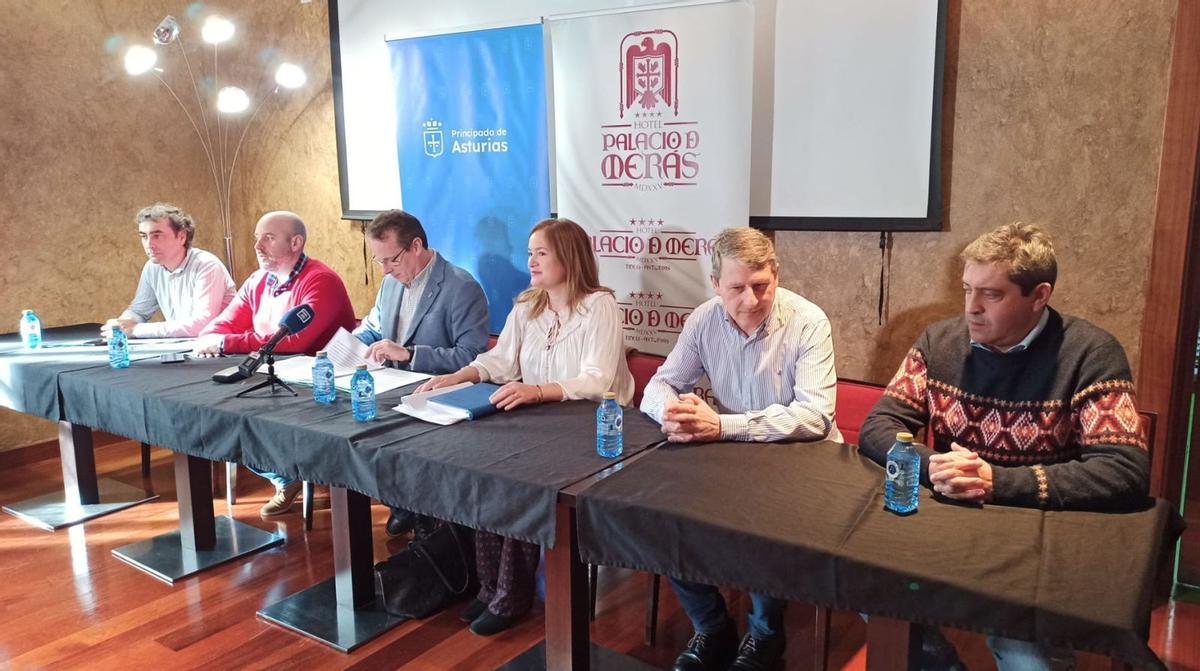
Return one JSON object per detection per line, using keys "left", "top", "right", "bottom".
{"left": 429, "top": 382, "right": 503, "bottom": 420}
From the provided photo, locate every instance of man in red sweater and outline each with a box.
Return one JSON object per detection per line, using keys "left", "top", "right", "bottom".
{"left": 195, "top": 211, "right": 355, "bottom": 357}
{"left": 195, "top": 210, "right": 356, "bottom": 517}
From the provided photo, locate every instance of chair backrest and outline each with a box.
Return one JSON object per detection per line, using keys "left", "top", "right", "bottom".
{"left": 627, "top": 351, "right": 666, "bottom": 407}
{"left": 836, "top": 379, "right": 886, "bottom": 445}
{"left": 1138, "top": 410, "right": 1157, "bottom": 455}
{"left": 618, "top": 366, "right": 886, "bottom": 429}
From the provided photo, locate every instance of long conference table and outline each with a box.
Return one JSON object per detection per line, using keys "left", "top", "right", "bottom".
{"left": 0, "top": 325, "right": 668, "bottom": 668}
{"left": 576, "top": 441, "right": 1178, "bottom": 670}
{"left": 0, "top": 325, "right": 1177, "bottom": 670}
{"left": 0, "top": 324, "right": 188, "bottom": 529}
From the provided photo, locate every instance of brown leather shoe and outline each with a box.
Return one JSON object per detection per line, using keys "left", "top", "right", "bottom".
{"left": 260, "top": 481, "right": 303, "bottom": 518}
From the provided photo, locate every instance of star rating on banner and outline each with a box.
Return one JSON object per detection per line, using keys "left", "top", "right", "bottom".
{"left": 627, "top": 217, "right": 666, "bottom": 229}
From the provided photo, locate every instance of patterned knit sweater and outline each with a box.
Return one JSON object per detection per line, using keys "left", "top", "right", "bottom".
{"left": 859, "top": 308, "right": 1149, "bottom": 510}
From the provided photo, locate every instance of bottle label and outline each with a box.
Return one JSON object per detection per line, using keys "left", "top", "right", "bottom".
{"left": 886, "top": 460, "right": 900, "bottom": 481}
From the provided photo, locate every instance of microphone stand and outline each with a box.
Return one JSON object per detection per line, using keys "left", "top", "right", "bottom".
{"left": 236, "top": 352, "right": 297, "bottom": 398}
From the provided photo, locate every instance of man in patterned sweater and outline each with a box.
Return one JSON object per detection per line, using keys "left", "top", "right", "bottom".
{"left": 860, "top": 222, "right": 1149, "bottom": 670}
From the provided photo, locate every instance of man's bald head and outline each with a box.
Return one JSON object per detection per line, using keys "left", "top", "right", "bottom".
{"left": 253, "top": 211, "right": 307, "bottom": 274}
{"left": 258, "top": 211, "right": 307, "bottom": 240}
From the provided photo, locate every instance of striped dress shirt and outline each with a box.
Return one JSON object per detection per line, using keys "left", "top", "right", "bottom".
{"left": 119, "top": 247, "right": 236, "bottom": 338}
{"left": 640, "top": 287, "right": 842, "bottom": 443}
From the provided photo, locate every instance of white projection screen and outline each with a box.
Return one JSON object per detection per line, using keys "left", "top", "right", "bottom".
{"left": 329, "top": 0, "right": 946, "bottom": 230}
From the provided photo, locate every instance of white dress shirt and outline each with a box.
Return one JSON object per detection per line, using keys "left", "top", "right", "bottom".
{"left": 640, "top": 287, "right": 842, "bottom": 443}
{"left": 396, "top": 251, "right": 436, "bottom": 368}
{"left": 970, "top": 307, "right": 1049, "bottom": 353}
{"left": 470, "top": 291, "right": 634, "bottom": 404}
{"left": 119, "top": 247, "right": 236, "bottom": 338}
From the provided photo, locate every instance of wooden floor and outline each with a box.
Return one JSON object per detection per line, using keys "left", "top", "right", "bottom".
{"left": 0, "top": 441, "right": 1196, "bottom": 670}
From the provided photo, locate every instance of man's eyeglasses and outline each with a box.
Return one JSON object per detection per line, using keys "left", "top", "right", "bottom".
{"left": 373, "top": 242, "right": 411, "bottom": 267}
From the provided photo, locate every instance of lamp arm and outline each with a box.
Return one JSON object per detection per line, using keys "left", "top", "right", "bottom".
{"left": 152, "top": 71, "right": 226, "bottom": 227}
{"left": 223, "top": 88, "right": 278, "bottom": 254}
{"left": 174, "top": 34, "right": 218, "bottom": 171}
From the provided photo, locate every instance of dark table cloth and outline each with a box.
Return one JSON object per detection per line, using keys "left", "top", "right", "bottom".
{"left": 576, "top": 440, "right": 1174, "bottom": 669}
{"left": 57, "top": 355, "right": 665, "bottom": 546}
{"left": 0, "top": 324, "right": 186, "bottom": 419}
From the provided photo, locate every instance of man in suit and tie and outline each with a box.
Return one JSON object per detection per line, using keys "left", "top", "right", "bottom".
{"left": 354, "top": 209, "right": 489, "bottom": 535}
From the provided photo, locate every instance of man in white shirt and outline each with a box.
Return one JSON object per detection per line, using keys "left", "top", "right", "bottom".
{"left": 103, "top": 203, "right": 235, "bottom": 339}
{"left": 641, "top": 227, "right": 840, "bottom": 671}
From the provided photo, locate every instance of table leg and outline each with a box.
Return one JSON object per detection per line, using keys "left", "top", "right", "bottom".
{"left": 60, "top": 421, "right": 99, "bottom": 505}
{"left": 814, "top": 606, "right": 831, "bottom": 671}
{"left": 499, "top": 501, "right": 659, "bottom": 671}
{"left": 257, "top": 486, "right": 402, "bottom": 652}
{"left": 866, "top": 616, "right": 922, "bottom": 671}
{"left": 2, "top": 421, "right": 158, "bottom": 530}
{"left": 544, "top": 501, "right": 590, "bottom": 671}
{"left": 332, "top": 487, "right": 374, "bottom": 609}
{"left": 225, "top": 462, "right": 238, "bottom": 505}
{"left": 111, "top": 453, "right": 282, "bottom": 584}
{"left": 176, "top": 453, "right": 216, "bottom": 551}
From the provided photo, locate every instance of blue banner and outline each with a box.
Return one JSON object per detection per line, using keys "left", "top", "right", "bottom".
{"left": 389, "top": 24, "right": 550, "bottom": 334}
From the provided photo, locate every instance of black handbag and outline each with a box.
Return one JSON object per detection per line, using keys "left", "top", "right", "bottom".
{"left": 373, "top": 522, "right": 477, "bottom": 619}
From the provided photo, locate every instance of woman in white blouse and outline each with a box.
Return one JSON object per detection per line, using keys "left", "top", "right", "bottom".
{"left": 419, "top": 217, "right": 633, "bottom": 635}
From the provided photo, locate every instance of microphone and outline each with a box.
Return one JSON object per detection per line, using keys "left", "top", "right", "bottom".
{"left": 259, "top": 303, "right": 316, "bottom": 357}
{"left": 212, "top": 304, "right": 316, "bottom": 384}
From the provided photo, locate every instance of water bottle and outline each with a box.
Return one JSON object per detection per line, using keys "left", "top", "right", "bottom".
{"left": 312, "top": 351, "right": 336, "bottom": 404}
{"left": 108, "top": 327, "right": 130, "bottom": 369}
{"left": 19, "top": 310, "right": 42, "bottom": 349}
{"left": 884, "top": 431, "right": 920, "bottom": 514}
{"left": 596, "top": 391, "right": 623, "bottom": 458}
{"left": 350, "top": 364, "right": 376, "bottom": 421}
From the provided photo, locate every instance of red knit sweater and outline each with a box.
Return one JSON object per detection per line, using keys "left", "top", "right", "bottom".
{"left": 200, "top": 257, "right": 356, "bottom": 355}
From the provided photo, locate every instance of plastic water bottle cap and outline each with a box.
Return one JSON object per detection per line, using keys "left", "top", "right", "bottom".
{"left": 316, "top": 350, "right": 327, "bottom": 357}
{"left": 23, "top": 309, "right": 33, "bottom": 316}
{"left": 896, "top": 432, "right": 914, "bottom": 442}
{"left": 356, "top": 364, "right": 367, "bottom": 371}
{"left": 603, "top": 391, "right": 617, "bottom": 400}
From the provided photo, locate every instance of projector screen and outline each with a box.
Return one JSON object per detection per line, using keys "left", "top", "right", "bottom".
{"left": 750, "top": 0, "right": 946, "bottom": 231}
{"left": 329, "top": 0, "right": 946, "bottom": 230}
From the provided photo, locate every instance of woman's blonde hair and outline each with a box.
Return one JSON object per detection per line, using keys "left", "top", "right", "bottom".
{"left": 517, "top": 218, "right": 612, "bottom": 317}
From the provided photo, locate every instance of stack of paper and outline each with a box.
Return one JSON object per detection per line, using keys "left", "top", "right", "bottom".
{"left": 31, "top": 338, "right": 197, "bottom": 355}
{"left": 258, "top": 327, "right": 430, "bottom": 394}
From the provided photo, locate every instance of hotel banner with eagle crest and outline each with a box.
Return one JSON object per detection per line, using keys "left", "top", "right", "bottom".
{"left": 548, "top": 1, "right": 753, "bottom": 357}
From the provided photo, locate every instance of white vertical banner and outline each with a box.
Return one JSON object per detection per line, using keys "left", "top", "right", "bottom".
{"left": 549, "top": 1, "right": 754, "bottom": 357}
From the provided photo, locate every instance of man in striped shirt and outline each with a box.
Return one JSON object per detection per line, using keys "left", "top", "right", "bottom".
{"left": 641, "top": 227, "right": 840, "bottom": 671}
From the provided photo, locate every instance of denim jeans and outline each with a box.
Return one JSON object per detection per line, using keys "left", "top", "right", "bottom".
{"left": 669, "top": 577, "right": 785, "bottom": 639}
{"left": 988, "top": 636, "right": 1074, "bottom": 671}
{"left": 248, "top": 465, "right": 294, "bottom": 489}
